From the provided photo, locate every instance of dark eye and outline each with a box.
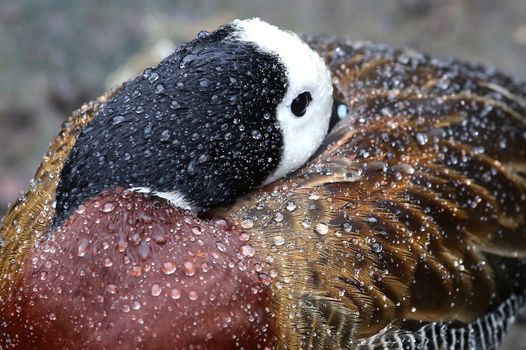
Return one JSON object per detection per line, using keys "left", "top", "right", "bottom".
{"left": 290, "top": 91, "right": 312, "bottom": 117}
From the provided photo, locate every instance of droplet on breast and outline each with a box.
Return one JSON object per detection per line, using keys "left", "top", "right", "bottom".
{"left": 151, "top": 283, "right": 162, "bottom": 297}
{"left": 161, "top": 261, "right": 177, "bottom": 275}
{"left": 77, "top": 238, "right": 89, "bottom": 257}
{"left": 151, "top": 226, "right": 167, "bottom": 245}
{"left": 240, "top": 244, "right": 256, "bottom": 257}
{"left": 188, "top": 291, "right": 198, "bottom": 301}
{"left": 138, "top": 240, "right": 150, "bottom": 260}
{"left": 101, "top": 202, "right": 116, "bottom": 213}
{"left": 105, "top": 283, "right": 119, "bottom": 294}
{"left": 183, "top": 261, "right": 196, "bottom": 276}
{"left": 170, "top": 288, "right": 181, "bottom": 300}
{"left": 216, "top": 241, "right": 227, "bottom": 252}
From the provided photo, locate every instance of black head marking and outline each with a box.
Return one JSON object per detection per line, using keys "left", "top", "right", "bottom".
{"left": 54, "top": 24, "right": 288, "bottom": 227}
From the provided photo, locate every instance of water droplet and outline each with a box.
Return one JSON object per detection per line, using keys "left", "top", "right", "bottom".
{"left": 117, "top": 237, "right": 127, "bottom": 252}
{"left": 76, "top": 204, "right": 86, "bottom": 214}
{"left": 48, "top": 313, "right": 56, "bottom": 321}
{"left": 105, "top": 283, "right": 119, "bottom": 294}
{"left": 372, "top": 242, "right": 383, "bottom": 253}
{"left": 161, "top": 261, "right": 176, "bottom": 275}
{"left": 239, "top": 232, "right": 250, "bottom": 241}
{"left": 191, "top": 226, "right": 202, "bottom": 235}
{"left": 240, "top": 244, "right": 256, "bottom": 257}
{"left": 154, "top": 84, "right": 165, "bottom": 94}
{"left": 112, "top": 115, "right": 125, "bottom": 125}
{"left": 138, "top": 240, "right": 150, "bottom": 260}
{"left": 416, "top": 132, "right": 429, "bottom": 145}
{"left": 251, "top": 130, "right": 262, "bottom": 140}
{"left": 216, "top": 242, "right": 227, "bottom": 252}
{"left": 77, "top": 238, "right": 89, "bottom": 257}
{"left": 103, "top": 257, "right": 113, "bottom": 267}
{"left": 132, "top": 301, "right": 141, "bottom": 310}
{"left": 183, "top": 261, "right": 196, "bottom": 276}
{"left": 131, "top": 265, "right": 142, "bottom": 277}
{"left": 151, "top": 226, "right": 167, "bottom": 245}
{"left": 274, "top": 212, "right": 284, "bottom": 222}
{"left": 147, "top": 72, "right": 159, "bottom": 83}
{"left": 197, "top": 30, "right": 210, "bottom": 39}
{"left": 241, "top": 219, "right": 254, "bottom": 229}
{"left": 39, "top": 271, "right": 47, "bottom": 281}
{"left": 188, "top": 291, "right": 198, "bottom": 301}
{"left": 151, "top": 283, "right": 162, "bottom": 297}
{"left": 411, "top": 307, "right": 417, "bottom": 313}
{"left": 170, "top": 288, "right": 181, "bottom": 300}
{"left": 199, "top": 79, "right": 210, "bottom": 88}
{"left": 309, "top": 192, "right": 320, "bottom": 200}
{"left": 315, "top": 223, "right": 329, "bottom": 235}
{"left": 101, "top": 202, "right": 116, "bottom": 213}
{"left": 286, "top": 201, "right": 297, "bottom": 212}
{"left": 273, "top": 236, "right": 285, "bottom": 246}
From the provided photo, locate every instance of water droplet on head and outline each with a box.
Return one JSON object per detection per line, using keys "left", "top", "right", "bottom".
{"left": 147, "top": 72, "right": 159, "bottom": 83}
{"left": 199, "top": 79, "right": 210, "bottom": 89}
{"left": 154, "top": 84, "right": 165, "bottom": 94}
{"left": 197, "top": 30, "right": 210, "bottom": 39}
{"left": 251, "top": 130, "right": 262, "bottom": 140}
{"left": 112, "top": 115, "right": 125, "bottom": 125}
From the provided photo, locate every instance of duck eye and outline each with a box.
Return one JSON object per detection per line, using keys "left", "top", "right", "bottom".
{"left": 290, "top": 91, "right": 312, "bottom": 117}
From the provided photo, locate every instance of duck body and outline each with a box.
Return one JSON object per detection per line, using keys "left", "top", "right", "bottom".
{"left": 2, "top": 22, "right": 526, "bottom": 349}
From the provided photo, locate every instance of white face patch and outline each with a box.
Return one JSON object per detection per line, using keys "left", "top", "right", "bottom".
{"left": 232, "top": 18, "right": 333, "bottom": 184}
{"left": 130, "top": 187, "right": 195, "bottom": 212}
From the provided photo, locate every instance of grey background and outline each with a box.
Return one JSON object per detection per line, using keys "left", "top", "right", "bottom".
{"left": 0, "top": 0, "right": 525, "bottom": 347}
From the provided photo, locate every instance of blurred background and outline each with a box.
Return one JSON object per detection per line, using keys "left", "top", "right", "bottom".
{"left": 0, "top": 1, "right": 525, "bottom": 347}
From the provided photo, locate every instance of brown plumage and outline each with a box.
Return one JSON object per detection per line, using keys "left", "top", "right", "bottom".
{"left": 1, "top": 34, "right": 526, "bottom": 349}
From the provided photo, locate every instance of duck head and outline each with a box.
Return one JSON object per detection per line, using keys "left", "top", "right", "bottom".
{"left": 54, "top": 18, "right": 333, "bottom": 227}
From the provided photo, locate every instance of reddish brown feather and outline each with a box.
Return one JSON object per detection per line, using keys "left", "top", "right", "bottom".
{"left": 2, "top": 188, "right": 273, "bottom": 349}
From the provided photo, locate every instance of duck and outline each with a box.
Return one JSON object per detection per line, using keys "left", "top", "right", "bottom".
{"left": 1, "top": 17, "right": 526, "bottom": 350}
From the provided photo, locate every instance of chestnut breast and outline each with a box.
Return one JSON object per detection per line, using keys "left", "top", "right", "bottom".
{"left": 3, "top": 188, "right": 274, "bottom": 349}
